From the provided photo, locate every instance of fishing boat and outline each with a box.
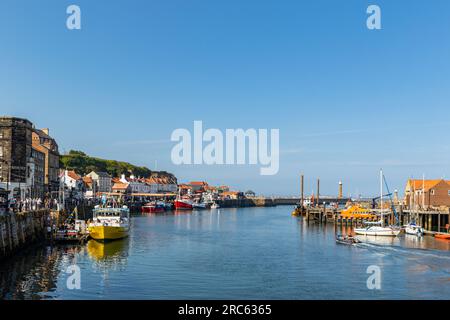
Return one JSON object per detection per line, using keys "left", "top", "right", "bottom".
{"left": 336, "top": 235, "right": 361, "bottom": 245}
{"left": 354, "top": 169, "right": 401, "bottom": 237}
{"left": 434, "top": 233, "right": 450, "bottom": 240}
{"left": 404, "top": 222, "right": 424, "bottom": 236}
{"left": 174, "top": 199, "right": 193, "bottom": 210}
{"left": 142, "top": 201, "right": 165, "bottom": 213}
{"left": 88, "top": 206, "right": 130, "bottom": 241}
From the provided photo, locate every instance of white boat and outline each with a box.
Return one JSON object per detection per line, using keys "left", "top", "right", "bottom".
{"left": 211, "top": 202, "right": 220, "bottom": 209}
{"left": 354, "top": 169, "right": 400, "bottom": 237}
{"left": 355, "top": 225, "right": 401, "bottom": 236}
{"left": 192, "top": 202, "right": 208, "bottom": 209}
{"left": 404, "top": 222, "right": 424, "bottom": 236}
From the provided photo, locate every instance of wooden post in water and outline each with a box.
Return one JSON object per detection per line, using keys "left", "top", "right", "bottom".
{"left": 316, "top": 178, "right": 320, "bottom": 208}
{"left": 300, "top": 174, "right": 304, "bottom": 213}
{"left": 438, "top": 211, "right": 441, "bottom": 233}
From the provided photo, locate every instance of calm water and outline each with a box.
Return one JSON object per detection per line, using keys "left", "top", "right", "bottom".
{"left": 1, "top": 206, "right": 450, "bottom": 300}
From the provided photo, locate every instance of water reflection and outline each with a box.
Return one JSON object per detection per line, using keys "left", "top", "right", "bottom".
{"left": 87, "top": 239, "right": 129, "bottom": 271}
{"left": 0, "top": 245, "right": 81, "bottom": 300}
{"left": 0, "top": 207, "right": 449, "bottom": 300}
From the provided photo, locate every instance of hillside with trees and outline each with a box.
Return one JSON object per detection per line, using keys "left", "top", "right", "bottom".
{"left": 60, "top": 150, "right": 176, "bottom": 181}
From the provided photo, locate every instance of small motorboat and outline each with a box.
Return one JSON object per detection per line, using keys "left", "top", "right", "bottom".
{"left": 192, "top": 202, "right": 208, "bottom": 209}
{"left": 211, "top": 202, "right": 220, "bottom": 209}
{"left": 434, "top": 233, "right": 450, "bottom": 240}
{"left": 336, "top": 235, "right": 361, "bottom": 245}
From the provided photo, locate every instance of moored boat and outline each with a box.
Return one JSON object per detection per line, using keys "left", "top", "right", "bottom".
{"left": 192, "top": 202, "right": 208, "bottom": 209}
{"left": 434, "top": 233, "right": 450, "bottom": 240}
{"left": 142, "top": 201, "right": 165, "bottom": 213}
{"left": 404, "top": 222, "right": 424, "bottom": 236}
{"left": 211, "top": 202, "right": 220, "bottom": 209}
{"left": 354, "top": 225, "right": 401, "bottom": 236}
{"left": 88, "top": 206, "right": 130, "bottom": 241}
{"left": 174, "top": 199, "right": 193, "bottom": 210}
{"left": 354, "top": 170, "right": 400, "bottom": 237}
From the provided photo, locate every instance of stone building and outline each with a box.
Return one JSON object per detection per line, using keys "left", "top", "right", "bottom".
{"left": 32, "top": 128, "right": 60, "bottom": 194}
{"left": 0, "top": 117, "right": 33, "bottom": 199}
{"left": 30, "top": 147, "right": 45, "bottom": 198}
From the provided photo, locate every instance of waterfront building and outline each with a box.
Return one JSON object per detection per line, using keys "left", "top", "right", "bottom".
{"left": 32, "top": 128, "right": 60, "bottom": 194}
{"left": 63, "top": 170, "right": 84, "bottom": 199}
{"left": 112, "top": 181, "right": 131, "bottom": 194}
{"left": 85, "top": 171, "right": 112, "bottom": 193}
{"left": 82, "top": 176, "right": 94, "bottom": 198}
{"left": 221, "top": 191, "right": 243, "bottom": 200}
{"left": 119, "top": 174, "right": 151, "bottom": 193}
{"left": 30, "top": 147, "right": 45, "bottom": 198}
{"left": 189, "top": 181, "right": 209, "bottom": 193}
{"left": 145, "top": 177, "right": 178, "bottom": 193}
{"left": 217, "top": 185, "right": 230, "bottom": 193}
{"left": 178, "top": 184, "right": 193, "bottom": 196}
{"left": 404, "top": 178, "right": 450, "bottom": 210}
{"left": 0, "top": 117, "right": 33, "bottom": 199}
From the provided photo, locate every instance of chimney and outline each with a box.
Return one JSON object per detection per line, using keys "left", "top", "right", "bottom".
{"left": 42, "top": 128, "right": 49, "bottom": 135}
{"left": 338, "top": 181, "right": 343, "bottom": 199}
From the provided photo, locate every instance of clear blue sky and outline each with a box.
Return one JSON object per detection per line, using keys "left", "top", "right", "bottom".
{"left": 1, "top": 0, "right": 450, "bottom": 196}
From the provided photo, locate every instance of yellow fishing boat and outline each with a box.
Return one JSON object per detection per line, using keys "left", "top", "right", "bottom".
{"left": 339, "top": 205, "right": 377, "bottom": 219}
{"left": 88, "top": 206, "right": 130, "bottom": 241}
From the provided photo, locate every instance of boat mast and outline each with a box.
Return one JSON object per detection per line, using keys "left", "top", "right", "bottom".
{"left": 380, "top": 169, "right": 383, "bottom": 227}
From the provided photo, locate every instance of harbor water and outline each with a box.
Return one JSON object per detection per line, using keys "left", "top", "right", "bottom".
{"left": 1, "top": 206, "right": 449, "bottom": 300}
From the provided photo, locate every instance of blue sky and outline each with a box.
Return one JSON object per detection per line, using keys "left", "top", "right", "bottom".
{"left": 1, "top": 0, "right": 450, "bottom": 196}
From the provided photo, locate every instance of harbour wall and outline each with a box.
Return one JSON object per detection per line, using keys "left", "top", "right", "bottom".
{"left": 0, "top": 210, "right": 54, "bottom": 260}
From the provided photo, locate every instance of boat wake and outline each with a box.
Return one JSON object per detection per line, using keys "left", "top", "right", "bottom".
{"left": 354, "top": 241, "right": 450, "bottom": 261}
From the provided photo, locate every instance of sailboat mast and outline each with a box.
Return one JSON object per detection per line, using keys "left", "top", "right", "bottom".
{"left": 380, "top": 169, "right": 383, "bottom": 227}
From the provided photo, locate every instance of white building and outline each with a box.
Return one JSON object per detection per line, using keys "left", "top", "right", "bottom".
{"left": 86, "top": 171, "right": 112, "bottom": 193}
{"left": 120, "top": 174, "right": 152, "bottom": 194}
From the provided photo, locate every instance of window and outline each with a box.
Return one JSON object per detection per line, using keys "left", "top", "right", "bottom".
{"left": 431, "top": 189, "right": 435, "bottom": 195}
{"left": 0, "top": 131, "right": 3, "bottom": 138}
{"left": 448, "top": 190, "right": 450, "bottom": 196}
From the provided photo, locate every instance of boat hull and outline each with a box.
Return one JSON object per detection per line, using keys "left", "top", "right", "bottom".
{"left": 174, "top": 200, "right": 193, "bottom": 210}
{"left": 405, "top": 226, "right": 424, "bottom": 236}
{"left": 142, "top": 206, "right": 165, "bottom": 213}
{"left": 88, "top": 225, "right": 129, "bottom": 240}
{"left": 354, "top": 228, "right": 401, "bottom": 236}
{"left": 435, "top": 233, "right": 450, "bottom": 240}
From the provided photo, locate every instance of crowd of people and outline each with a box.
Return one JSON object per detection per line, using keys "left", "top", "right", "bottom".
{"left": 9, "top": 197, "right": 58, "bottom": 213}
